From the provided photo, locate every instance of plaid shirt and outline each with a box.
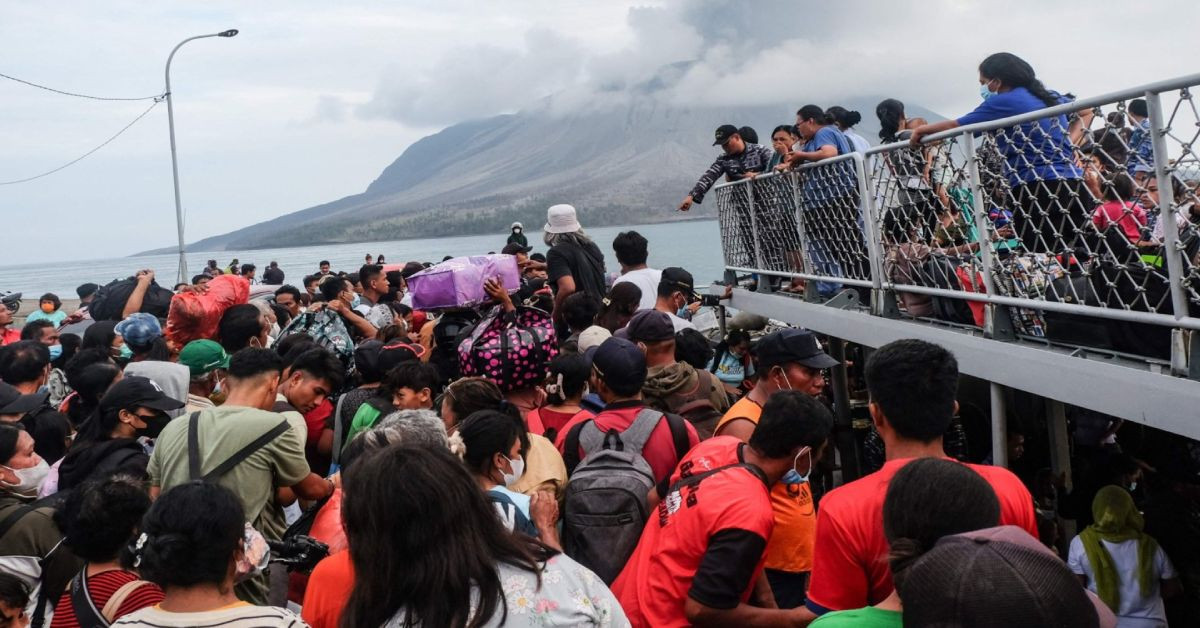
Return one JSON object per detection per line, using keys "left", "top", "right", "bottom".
{"left": 689, "top": 143, "right": 776, "bottom": 204}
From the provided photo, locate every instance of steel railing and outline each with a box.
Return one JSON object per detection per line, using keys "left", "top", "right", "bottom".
{"left": 712, "top": 72, "right": 1200, "bottom": 372}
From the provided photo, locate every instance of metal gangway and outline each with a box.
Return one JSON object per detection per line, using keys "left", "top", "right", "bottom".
{"left": 710, "top": 72, "right": 1200, "bottom": 462}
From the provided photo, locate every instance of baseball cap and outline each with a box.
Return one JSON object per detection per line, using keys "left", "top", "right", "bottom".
{"left": 616, "top": 310, "right": 675, "bottom": 343}
{"left": 378, "top": 341, "right": 426, "bottom": 372}
{"left": 544, "top": 204, "right": 582, "bottom": 234}
{"left": 659, "top": 267, "right": 698, "bottom": 301}
{"left": 98, "top": 376, "right": 185, "bottom": 415}
{"left": 114, "top": 313, "right": 162, "bottom": 348}
{"left": 756, "top": 328, "right": 840, "bottom": 370}
{"left": 713, "top": 124, "right": 739, "bottom": 146}
{"left": 577, "top": 325, "right": 612, "bottom": 352}
{"left": 502, "top": 242, "right": 533, "bottom": 255}
{"left": 898, "top": 526, "right": 1112, "bottom": 628}
{"left": 178, "top": 340, "right": 231, "bottom": 377}
{"left": 585, "top": 337, "right": 647, "bottom": 392}
{"left": 76, "top": 283, "right": 99, "bottom": 300}
{"left": 0, "top": 382, "right": 48, "bottom": 415}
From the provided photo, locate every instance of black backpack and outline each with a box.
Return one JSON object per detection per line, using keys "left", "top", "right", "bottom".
{"left": 922, "top": 255, "right": 977, "bottom": 325}
{"left": 88, "top": 277, "right": 174, "bottom": 321}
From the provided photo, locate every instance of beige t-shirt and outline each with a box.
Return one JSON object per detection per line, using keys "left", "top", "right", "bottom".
{"left": 113, "top": 602, "right": 308, "bottom": 627}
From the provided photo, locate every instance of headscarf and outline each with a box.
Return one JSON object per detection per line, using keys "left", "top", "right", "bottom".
{"left": 1079, "top": 485, "right": 1158, "bottom": 611}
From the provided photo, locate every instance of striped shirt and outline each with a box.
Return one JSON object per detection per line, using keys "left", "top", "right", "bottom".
{"left": 51, "top": 569, "right": 163, "bottom": 627}
{"left": 111, "top": 602, "right": 308, "bottom": 627}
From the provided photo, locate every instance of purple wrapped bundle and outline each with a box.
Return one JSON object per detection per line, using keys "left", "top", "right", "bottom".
{"left": 407, "top": 254, "right": 521, "bottom": 310}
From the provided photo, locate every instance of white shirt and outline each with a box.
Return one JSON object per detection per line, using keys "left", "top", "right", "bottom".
{"left": 665, "top": 311, "right": 695, "bottom": 333}
{"left": 113, "top": 603, "right": 306, "bottom": 627}
{"left": 842, "top": 128, "right": 872, "bottom": 154}
{"left": 1068, "top": 535, "right": 1176, "bottom": 628}
{"left": 613, "top": 267, "right": 662, "bottom": 311}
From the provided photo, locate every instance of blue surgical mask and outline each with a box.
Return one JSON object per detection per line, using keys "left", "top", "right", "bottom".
{"left": 980, "top": 81, "right": 997, "bottom": 101}
{"left": 676, "top": 305, "right": 689, "bottom": 319}
{"left": 48, "top": 344, "right": 62, "bottom": 360}
{"left": 117, "top": 344, "right": 133, "bottom": 360}
{"left": 351, "top": 294, "right": 363, "bottom": 309}
{"left": 781, "top": 447, "right": 812, "bottom": 485}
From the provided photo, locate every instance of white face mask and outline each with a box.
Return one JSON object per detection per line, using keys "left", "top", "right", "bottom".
{"left": 501, "top": 455, "right": 525, "bottom": 487}
{"left": 2, "top": 460, "right": 49, "bottom": 497}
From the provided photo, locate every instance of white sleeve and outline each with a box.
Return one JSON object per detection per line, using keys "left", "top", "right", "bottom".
{"left": 1155, "top": 544, "right": 1178, "bottom": 580}
{"left": 1066, "top": 536, "right": 1088, "bottom": 575}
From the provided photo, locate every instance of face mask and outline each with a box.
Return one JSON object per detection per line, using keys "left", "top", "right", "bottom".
{"left": 140, "top": 414, "right": 170, "bottom": 439}
{"left": 1128, "top": 481, "right": 1138, "bottom": 492}
{"left": 781, "top": 447, "right": 812, "bottom": 485}
{"left": 676, "top": 305, "right": 690, "bottom": 319}
{"left": 501, "top": 455, "right": 525, "bottom": 487}
{"left": 40, "top": 303, "right": 55, "bottom": 314}
{"left": 774, "top": 367, "right": 793, "bottom": 391}
{"left": 351, "top": 294, "right": 363, "bottom": 309}
{"left": 2, "top": 460, "right": 50, "bottom": 497}
{"left": 48, "top": 344, "right": 62, "bottom": 361}
{"left": 980, "top": 81, "right": 997, "bottom": 101}
{"left": 117, "top": 344, "right": 133, "bottom": 360}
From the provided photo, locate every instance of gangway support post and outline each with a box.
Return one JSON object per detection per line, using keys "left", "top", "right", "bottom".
{"left": 989, "top": 383, "right": 1008, "bottom": 468}
{"left": 1046, "top": 400, "right": 1073, "bottom": 493}
{"left": 829, "top": 337, "right": 860, "bottom": 483}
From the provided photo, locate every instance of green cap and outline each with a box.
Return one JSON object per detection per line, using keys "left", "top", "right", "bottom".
{"left": 178, "top": 339, "right": 231, "bottom": 377}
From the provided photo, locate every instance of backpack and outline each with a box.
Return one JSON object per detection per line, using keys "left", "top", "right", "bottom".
{"left": 88, "top": 277, "right": 175, "bottom": 321}
{"left": 279, "top": 310, "right": 355, "bottom": 368}
{"left": 0, "top": 496, "right": 68, "bottom": 628}
{"left": 647, "top": 370, "right": 723, "bottom": 440}
{"left": 922, "top": 254, "right": 981, "bottom": 325}
{"left": 560, "top": 408, "right": 689, "bottom": 584}
{"left": 458, "top": 305, "right": 557, "bottom": 392}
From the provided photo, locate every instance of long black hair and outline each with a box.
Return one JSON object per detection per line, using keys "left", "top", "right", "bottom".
{"left": 340, "top": 445, "right": 551, "bottom": 628}
{"left": 978, "top": 52, "right": 1060, "bottom": 108}
{"left": 876, "top": 98, "right": 905, "bottom": 142}
{"left": 883, "top": 457, "right": 1001, "bottom": 581}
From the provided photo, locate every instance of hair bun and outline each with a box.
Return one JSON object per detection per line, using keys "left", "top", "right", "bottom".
{"left": 846, "top": 110, "right": 863, "bottom": 126}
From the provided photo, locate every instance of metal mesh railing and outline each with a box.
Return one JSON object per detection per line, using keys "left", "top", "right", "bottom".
{"left": 713, "top": 72, "right": 1200, "bottom": 365}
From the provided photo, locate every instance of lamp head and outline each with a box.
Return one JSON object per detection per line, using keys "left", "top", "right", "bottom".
{"left": 218, "top": 29, "right": 239, "bottom": 37}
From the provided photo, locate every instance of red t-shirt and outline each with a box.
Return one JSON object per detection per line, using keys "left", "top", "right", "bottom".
{"left": 554, "top": 400, "right": 699, "bottom": 483}
{"left": 805, "top": 457, "right": 1039, "bottom": 614}
{"left": 0, "top": 328, "right": 19, "bottom": 346}
{"left": 527, "top": 407, "right": 579, "bottom": 441}
{"left": 1092, "top": 200, "right": 1148, "bottom": 242}
{"left": 302, "top": 551, "right": 354, "bottom": 628}
{"left": 51, "top": 569, "right": 164, "bottom": 627}
{"left": 612, "top": 436, "right": 775, "bottom": 628}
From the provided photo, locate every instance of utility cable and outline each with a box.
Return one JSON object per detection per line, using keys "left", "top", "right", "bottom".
{"left": 0, "top": 99, "right": 162, "bottom": 186}
{"left": 0, "top": 70, "right": 164, "bottom": 101}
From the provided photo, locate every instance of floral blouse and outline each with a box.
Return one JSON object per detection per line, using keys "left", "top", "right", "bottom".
{"left": 385, "top": 553, "right": 630, "bottom": 627}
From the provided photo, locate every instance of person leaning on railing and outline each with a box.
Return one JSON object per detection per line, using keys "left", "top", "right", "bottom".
{"left": 909, "top": 52, "right": 1095, "bottom": 258}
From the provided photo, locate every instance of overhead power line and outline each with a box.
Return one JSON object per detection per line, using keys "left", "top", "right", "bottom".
{"left": 0, "top": 99, "right": 163, "bottom": 186}
{"left": 0, "top": 70, "right": 164, "bottom": 101}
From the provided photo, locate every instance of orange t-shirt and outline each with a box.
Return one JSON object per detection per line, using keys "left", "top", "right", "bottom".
{"left": 714, "top": 396, "right": 817, "bottom": 574}
{"left": 302, "top": 551, "right": 354, "bottom": 628}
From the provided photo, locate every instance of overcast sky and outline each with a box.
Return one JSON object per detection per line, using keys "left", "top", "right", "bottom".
{"left": 1, "top": 0, "right": 1197, "bottom": 266}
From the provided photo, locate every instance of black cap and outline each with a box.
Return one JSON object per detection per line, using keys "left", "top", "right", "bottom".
{"left": 98, "top": 376, "right": 185, "bottom": 415}
{"left": 617, "top": 310, "right": 675, "bottom": 343}
{"left": 76, "top": 283, "right": 99, "bottom": 299}
{"left": 586, "top": 337, "right": 647, "bottom": 392}
{"left": 713, "top": 124, "right": 739, "bottom": 146}
{"left": 659, "top": 267, "right": 698, "bottom": 301}
{"left": 378, "top": 341, "right": 426, "bottom": 372}
{"left": 0, "top": 382, "right": 48, "bottom": 415}
{"left": 756, "top": 328, "right": 840, "bottom": 370}
{"left": 502, "top": 242, "right": 533, "bottom": 255}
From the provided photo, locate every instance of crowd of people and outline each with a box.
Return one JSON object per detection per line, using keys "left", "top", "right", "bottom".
{"left": 0, "top": 194, "right": 1190, "bottom": 628}
{"left": 681, "top": 51, "right": 1200, "bottom": 357}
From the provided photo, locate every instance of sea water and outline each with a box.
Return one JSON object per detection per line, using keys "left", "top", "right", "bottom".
{"left": 0, "top": 220, "right": 724, "bottom": 295}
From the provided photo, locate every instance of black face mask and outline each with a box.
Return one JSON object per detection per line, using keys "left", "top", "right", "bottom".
{"left": 140, "top": 414, "right": 171, "bottom": 439}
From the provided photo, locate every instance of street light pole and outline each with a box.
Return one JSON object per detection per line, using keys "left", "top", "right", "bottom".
{"left": 165, "top": 29, "right": 238, "bottom": 284}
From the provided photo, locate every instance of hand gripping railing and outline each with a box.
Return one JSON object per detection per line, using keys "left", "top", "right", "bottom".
{"left": 713, "top": 71, "right": 1200, "bottom": 371}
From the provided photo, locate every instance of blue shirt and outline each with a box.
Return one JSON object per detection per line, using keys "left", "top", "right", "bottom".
{"left": 956, "top": 87, "right": 1082, "bottom": 186}
{"left": 24, "top": 309, "right": 67, "bottom": 327}
{"left": 801, "top": 125, "right": 856, "bottom": 203}
{"left": 1127, "top": 118, "right": 1153, "bottom": 175}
